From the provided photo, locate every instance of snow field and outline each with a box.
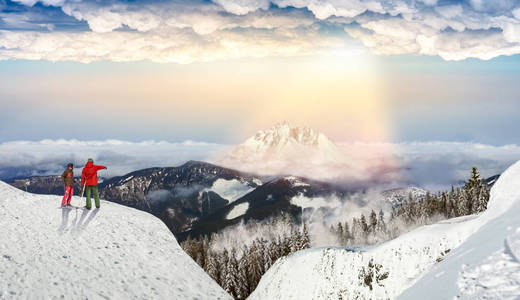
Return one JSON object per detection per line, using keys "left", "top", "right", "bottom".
{"left": 226, "top": 202, "right": 249, "bottom": 220}
{"left": 250, "top": 160, "right": 520, "bottom": 300}
{"left": 0, "top": 181, "right": 231, "bottom": 300}
{"left": 202, "top": 178, "right": 255, "bottom": 203}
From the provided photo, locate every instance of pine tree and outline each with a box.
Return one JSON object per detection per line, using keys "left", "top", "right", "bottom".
{"left": 351, "top": 217, "right": 359, "bottom": 245}
{"left": 263, "top": 241, "right": 274, "bottom": 271}
{"left": 301, "top": 223, "right": 311, "bottom": 249}
{"left": 466, "top": 167, "right": 481, "bottom": 190}
{"left": 337, "top": 222, "right": 344, "bottom": 244}
{"left": 343, "top": 221, "right": 351, "bottom": 244}
{"left": 219, "top": 249, "right": 230, "bottom": 288}
{"left": 272, "top": 237, "right": 282, "bottom": 262}
{"left": 236, "top": 251, "right": 249, "bottom": 299}
{"left": 245, "top": 242, "right": 259, "bottom": 293}
{"left": 281, "top": 236, "right": 291, "bottom": 256}
{"left": 465, "top": 166, "right": 482, "bottom": 214}
{"left": 181, "top": 236, "right": 196, "bottom": 261}
{"left": 330, "top": 224, "right": 336, "bottom": 235}
{"left": 360, "top": 214, "right": 369, "bottom": 243}
{"left": 457, "top": 188, "right": 469, "bottom": 216}
{"left": 205, "top": 251, "right": 221, "bottom": 285}
{"left": 369, "top": 210, "right": 377, "bottom": 234}
{"left": 223, "top": 249, "right": 239, "bottom": 299}
{"left": 256, "top": 240, "right": 266, "bottom": 275}
{"left": 425, "top": 192, "right": 434, "bottom": 217}
{"left": 377, "top": 209, "right": 386, "bottom": 234}
{"left": 451, "top": 187, "right": 459, "bottom": 217}
{"left": 440, "top": 192, "right": 448, "bottom": 217}
{"left": 289, "top": 229, "right": 300, "bottom": 252}
{"left": 406, "top": 192, "right": 416, "bottom": 223}
{"left": 195, "top": 252, "right": 204, "bottom": 268}
{"left": 476, "top": 179, "right": 490, "bottom": 213}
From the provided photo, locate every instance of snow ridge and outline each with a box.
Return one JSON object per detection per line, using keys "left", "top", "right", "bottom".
{"left": 250, "top": 160, "right": 520, "bottom": 300}
{"left": 0, "top": 181, "right": 231, "bottom": 299}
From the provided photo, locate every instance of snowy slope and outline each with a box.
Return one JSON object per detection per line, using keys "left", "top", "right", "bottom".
{"left": 201, "top": 178, "right": 257, "bottom": 203}
{"left": 0, "top": 181, "right": 231, "bottom": 299}
{"left": 249, "top": 161, "right": 520, "bottom": 300}
{"left": 398, "top": 161, "right": 520, "bottom": 299}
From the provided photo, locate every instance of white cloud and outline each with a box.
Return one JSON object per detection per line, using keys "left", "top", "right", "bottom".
{"left": 514, "top": 7, "right": 520, "bottom": 19}
{"left": 0, "top": 139, "right": 226, "bottom": 179}
{"left": 1, "top": 139, "right": 517, "bottom": 190}
{"left": 0, "top": 24, "right": 343, "bottom": 63}
{"left": 4, "top": 0, "right": 520, "bottom": 62}
{"left": 213, "top": 0, "right": 270, "bottom": 15}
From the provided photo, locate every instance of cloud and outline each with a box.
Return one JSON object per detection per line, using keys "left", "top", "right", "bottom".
{"left": 355, "top": 141, "right": 520, "bottom": 189}
{"left": 0, "top": 23, "right": 343, "bottom": 63}
{"left": 0, "top": 139, "right": 226, "bottom": 179}
{"left": 0, "top": 139, "right": 517, "bottom": 190}
{"left": 1, "top": 0, "right": 520, "bottom": 62}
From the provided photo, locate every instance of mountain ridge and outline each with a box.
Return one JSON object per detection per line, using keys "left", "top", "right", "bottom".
{"left": 0, "top": 180, "right": 231, "bottom": 299}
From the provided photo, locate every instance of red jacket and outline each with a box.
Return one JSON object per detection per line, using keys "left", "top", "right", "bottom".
{"left": 81, "top": 161, "right": 106, "bottom": 186}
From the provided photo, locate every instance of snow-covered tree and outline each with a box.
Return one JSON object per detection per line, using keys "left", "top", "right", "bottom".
{"left": 405, "top": 192, "right": 416, "bottom": 223}
{"left": 377, "top": 209, "right": 386, "bottom": 234}
{"left": 368, "top": 210, "right": 377, "bottom": 234}
{"left": 457, "top": 189, "right": 469, "bottom": 216}
{"left": 337, "top": 222, "right": 344, "bottom": 244}
{"left": 343, "top": 221, "right": 351, "bottom": 244}
{"left": 205, "top": 251, "right": 221, "bottom": 285}
{"left": 476, "top": 179, "right": 490, "bottom": 213}
{"left": 301, "top": 223, "right": 311, "bottom": 249}
{"left": 223, "top": 249, "right": 240, "bottom": 298}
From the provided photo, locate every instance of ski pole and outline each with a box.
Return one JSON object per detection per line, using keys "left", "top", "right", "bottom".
{"left": 80, "top": 180, "right": 87, "bottom": 199}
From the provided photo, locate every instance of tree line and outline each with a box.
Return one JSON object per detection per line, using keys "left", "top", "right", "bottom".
{"left": 329, "top": 167, "right": 491, "bottom": 246}
{"left": 181, "top": 216, "right": 310, "bottom": 299}
{"left": 182, "top": 167, "right": 490, "bottom": 299}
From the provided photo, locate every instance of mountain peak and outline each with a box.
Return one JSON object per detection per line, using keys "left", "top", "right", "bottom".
{"left": 246, "top": 122, "right": 329, "bottom": 150}
{"left": 217, "top": 123, "right": 350, "bottom": 180}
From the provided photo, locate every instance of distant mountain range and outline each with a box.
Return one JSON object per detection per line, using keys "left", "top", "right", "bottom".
{"left": 8, "top": 159, "right": 500, "bottom": 241}
{"left": 8, "top": 160, "right": 353, "bottom": 240}
{"left": 4, "top": 124, "right": 502, "bottom": 241}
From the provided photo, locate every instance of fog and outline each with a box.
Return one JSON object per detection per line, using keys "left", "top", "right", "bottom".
{"left": 0, "top": 139, "right": 517, "bottom": 190}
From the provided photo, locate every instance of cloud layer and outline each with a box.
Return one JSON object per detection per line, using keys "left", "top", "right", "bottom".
{"left": 1, "top": 0, "right": 520, "bottom": 62}
{"left": 0, "top": 139, "right": 517, "bottom": 189}
{"left": 0, "top": 139, "right": 227, "bottom": 179}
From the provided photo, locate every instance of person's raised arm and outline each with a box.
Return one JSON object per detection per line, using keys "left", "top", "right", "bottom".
{"left": 95, "top": 165, "right": 107, "bottom": 170}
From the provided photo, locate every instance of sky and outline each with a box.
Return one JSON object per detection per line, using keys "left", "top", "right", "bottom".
{"left": 1, "top": 0, "right": 520, "bottom": 184}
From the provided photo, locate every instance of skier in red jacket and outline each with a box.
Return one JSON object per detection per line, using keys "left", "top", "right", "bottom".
{"left": 81, "top": 158, "right": 107, "bottom": 210}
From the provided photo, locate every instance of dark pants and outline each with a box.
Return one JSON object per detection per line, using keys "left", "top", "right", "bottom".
{"left": 85, "top": 185, "right": 100, "bottom": 208}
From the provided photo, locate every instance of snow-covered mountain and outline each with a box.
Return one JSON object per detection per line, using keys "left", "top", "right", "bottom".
{"left": 99, "top": 161, "right": 263, "bottom": 236}
{"left": 249, "top": 160, "right": 520, "bottom": 299}
{"left": 219, "top": 122, "right": 354, "bottom": 180}
{"left": 7, "top": 161, "right": 354, "bottom": 242}
{"left": 182, "top": 175, "right": 351, "bottom": 240}
{"left": 234, "top": 122, "right": 347, "bottom": 162}
{"left": 398, "top": 165, "right": 520, "bottom": 299}
{"left": 0, "top": 181, "right": 231, "bottom": 299}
